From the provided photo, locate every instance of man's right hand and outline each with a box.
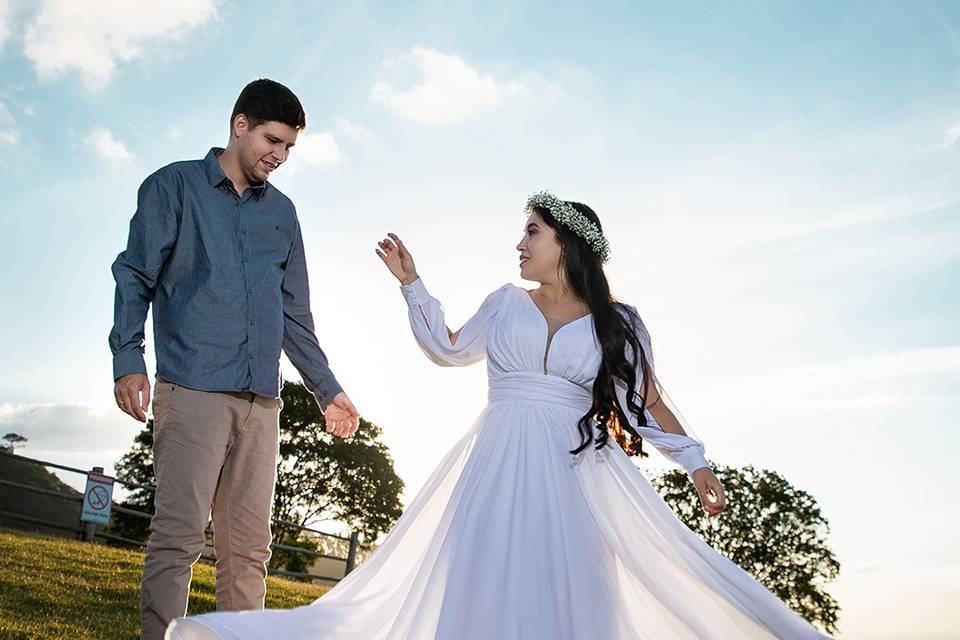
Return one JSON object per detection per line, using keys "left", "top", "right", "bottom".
{"left": 114, "top": 373, "right": 151, "bottom": 422}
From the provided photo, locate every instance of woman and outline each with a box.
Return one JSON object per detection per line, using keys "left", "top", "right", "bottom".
{"left": 167, "top": 191, "right": 833, "bottom": 639}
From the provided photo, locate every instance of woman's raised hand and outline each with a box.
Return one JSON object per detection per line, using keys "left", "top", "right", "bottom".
{"left": 376, "top": 232, "right": 419, "bottom": 285}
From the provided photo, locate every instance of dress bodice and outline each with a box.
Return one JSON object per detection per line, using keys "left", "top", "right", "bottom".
{"left": 486, "top": 285, "right": 602, "bottom": 389}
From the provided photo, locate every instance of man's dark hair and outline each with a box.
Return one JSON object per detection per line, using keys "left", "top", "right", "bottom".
{"left": 230, "top": 78, "right": 307, "bottom": 131}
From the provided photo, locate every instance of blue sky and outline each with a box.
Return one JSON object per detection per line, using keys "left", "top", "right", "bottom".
{"left": 1, "top": 1, "right": 958, "bottom": 638}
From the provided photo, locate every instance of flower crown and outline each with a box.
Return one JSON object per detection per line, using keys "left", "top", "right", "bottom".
{"left": 524, "top": 190, "right": 611, "bottom": 264}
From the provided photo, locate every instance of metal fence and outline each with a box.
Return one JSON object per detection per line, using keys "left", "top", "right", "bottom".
{"left": 0, "top": 449, "right": 359, "bottom": 585}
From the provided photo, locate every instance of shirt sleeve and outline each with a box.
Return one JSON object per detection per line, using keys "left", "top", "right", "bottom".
{"left": 614, "top": 304, "right": 710, "bottom": 480}
{"left": 399, "top": 277, "right": 512, "bottom": 367}
{"left": 108, "top": 172, "right": 180, "bottom": 381}
{"left": 281, "top": 219, "right": 344, "bottom": 411}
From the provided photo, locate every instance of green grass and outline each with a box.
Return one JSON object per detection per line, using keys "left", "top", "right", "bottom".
{"left": 0, "top": 528, "right": 330, "bottom": 640}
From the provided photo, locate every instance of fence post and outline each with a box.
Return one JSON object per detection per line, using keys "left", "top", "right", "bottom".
{"left": 345, "top": 530, "right": 359, "bottom": 575}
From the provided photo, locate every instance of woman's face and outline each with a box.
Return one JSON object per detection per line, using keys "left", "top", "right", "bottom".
{"left": 517, "top": 211, "right": 563, "bottom": 283}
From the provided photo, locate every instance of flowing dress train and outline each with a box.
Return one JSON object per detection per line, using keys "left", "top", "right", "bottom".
{"left": 166, "top": 278, "right": 833, "bottom": 639}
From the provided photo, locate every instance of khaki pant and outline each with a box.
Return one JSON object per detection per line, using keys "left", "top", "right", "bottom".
{"left": 140, "top": 377, "right": 282, "bottom": 640}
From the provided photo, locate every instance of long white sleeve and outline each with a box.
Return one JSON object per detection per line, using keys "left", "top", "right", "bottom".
{"left": 399, "top": 277, "right": 512, "bottom": 367}
{"left": 614, "top": 304, "right": 710, "bottom": 480}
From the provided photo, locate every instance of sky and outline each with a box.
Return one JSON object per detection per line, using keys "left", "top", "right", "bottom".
{"left": 0, "top": 1, "right": 958, "bottom": 638}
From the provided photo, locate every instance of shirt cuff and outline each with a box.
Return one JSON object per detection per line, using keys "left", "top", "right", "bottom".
{"left": 314, "top": 376, "right": 345, "bottom": 411}
{"left": 113, "top": 349, "right": 147, "bottom": 381}
{"left": 399, "top": 276, "right": 428, "bottom": 305}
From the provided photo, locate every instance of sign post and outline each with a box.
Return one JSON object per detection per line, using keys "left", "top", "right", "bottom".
{"left": 81, "top": 466, "right": 114, "bottom": 542}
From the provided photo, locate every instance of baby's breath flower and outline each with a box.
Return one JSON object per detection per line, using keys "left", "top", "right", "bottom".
{"left": 524, "top": 190, "right": 611, "bottom": 264}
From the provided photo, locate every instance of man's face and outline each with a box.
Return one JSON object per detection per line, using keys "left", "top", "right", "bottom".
{"left": 232, "top": 115, "right": 299, "bottom": 183}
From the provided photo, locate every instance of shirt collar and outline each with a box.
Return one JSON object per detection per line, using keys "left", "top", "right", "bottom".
{"left": 204, "top": 147, "right": 269, "bottom": 199}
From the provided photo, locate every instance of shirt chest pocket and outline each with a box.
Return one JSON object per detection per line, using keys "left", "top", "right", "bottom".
{"left": 250, "top": 219, "right": 297, "bottom": 267}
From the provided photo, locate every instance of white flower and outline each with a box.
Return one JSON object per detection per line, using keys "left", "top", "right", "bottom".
{"left": 524, "top": 190, "right": 611, "bottom": 263}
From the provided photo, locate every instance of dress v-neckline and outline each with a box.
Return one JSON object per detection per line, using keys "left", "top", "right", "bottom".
{"left": 521, "top": 288, "right": 592, "bottom": 374}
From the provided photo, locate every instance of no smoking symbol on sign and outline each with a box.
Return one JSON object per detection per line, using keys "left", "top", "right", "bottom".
{"left": 81, "top": 471, "right": 114, "bottom": 525}
{"left": 87, "top": 485, "right": 110, "bottom": 510}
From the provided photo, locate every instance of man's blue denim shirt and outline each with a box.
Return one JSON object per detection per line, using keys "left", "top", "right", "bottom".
{"left": 108, "top": 147, "right": 343, "bottom": 408}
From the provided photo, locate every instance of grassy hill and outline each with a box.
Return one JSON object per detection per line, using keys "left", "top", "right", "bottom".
{"left": 0, "top": 528, "right": 330, "bottom": 640}
{"left": 0, "top": 451, "right": 84, "bottom": 537}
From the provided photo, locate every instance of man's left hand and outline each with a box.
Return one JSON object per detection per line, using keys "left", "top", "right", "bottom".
{"left": 323, "top": 391, "right": 361, "bottom": 438}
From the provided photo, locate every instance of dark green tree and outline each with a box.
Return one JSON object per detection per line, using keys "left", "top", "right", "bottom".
{"left": 650, "top": 464, "right": 840, "bottom": 635}
{"left": 111, "top": 382, "right": 404, "bottom": 572}
{"left": 270, "top": 533, "right": 322, "bottom": 574}
{"left": 2, "top": 432, "right": 28, "bottom": 453}
{"left": 106, "top": 420, "right": 156, "bottom": 542}
{"left": 269, "top": 382, "right": 405, "bottom": 568}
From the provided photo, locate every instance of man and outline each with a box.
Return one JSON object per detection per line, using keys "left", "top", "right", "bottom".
{"left": 108, "top": 78, "right": 360, "bottom": 640}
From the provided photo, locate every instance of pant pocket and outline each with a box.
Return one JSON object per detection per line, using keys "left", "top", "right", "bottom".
{"left": 151, "top": 381, "right": 173, "bottom": 447}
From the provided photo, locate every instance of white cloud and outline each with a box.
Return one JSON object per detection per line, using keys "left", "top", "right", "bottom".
{"left": 697, "top": 346, "right": 960, "bottom": 416}
{"left": 283, "top": 130, "right": 342, "bottom": 174}
{"left": 333, "top": 117, "right": 373, "bottom": 140}
{"left": 0, "top": 129, "right": 19, "bottom": 145}
{"left": 0, "top": 100, "right": 19, "bottom": 146}
{"left": 371, "top": 47, "right": 523, "bottom": 125}
{"left": 0, "top": 401, "right": 134, "bottom": 455}
{"left": 0, "top": 0, "right": 12, "bottom": 51}
{"left": 801, "top": 346, "right": 960, "bottom": 383}
{"left": 22, "top": 0, "right": 217, "bottom": 90}
{"left": 84, "top": 126, "right": 135, "bottom": 167}
{"left": 940, "top": 122, "right": 960, "bottom": 149}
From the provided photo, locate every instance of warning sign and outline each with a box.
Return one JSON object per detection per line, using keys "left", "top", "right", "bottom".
{"left": 81, "top": 471, "right": 114, "bottom": 525}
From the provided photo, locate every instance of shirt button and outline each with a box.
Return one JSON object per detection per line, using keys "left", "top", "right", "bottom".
{"left": 248, "top": 354, "right": 254, "bottom": 359}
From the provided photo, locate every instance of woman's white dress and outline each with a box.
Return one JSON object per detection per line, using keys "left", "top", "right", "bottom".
{"left": 167, "top": 278, "right": 833, "bottom": 639}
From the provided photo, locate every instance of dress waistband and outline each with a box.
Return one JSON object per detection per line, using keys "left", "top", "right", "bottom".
{"left": 488, "top": 372, "right": 593, "bottom": 412}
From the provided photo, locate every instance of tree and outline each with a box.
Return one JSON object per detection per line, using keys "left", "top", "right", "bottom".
{"left": 649, "top": 464, "right": 840, "bottom": 635}
{"left": 269, "top": 382, "right": 404, "bottom": 568}
{"left": 107, "top": 420, "right": 156, "bottom": 542}
{"left": 2, "top": 433, "right": 28, "bottom": 453}
{"left": 110, "top": 382, "right": 405, "bottom": 573}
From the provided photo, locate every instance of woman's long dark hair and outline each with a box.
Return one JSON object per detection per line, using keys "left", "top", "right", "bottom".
{"left": 532, "top": 202, "right": 653, "bottom": 459}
